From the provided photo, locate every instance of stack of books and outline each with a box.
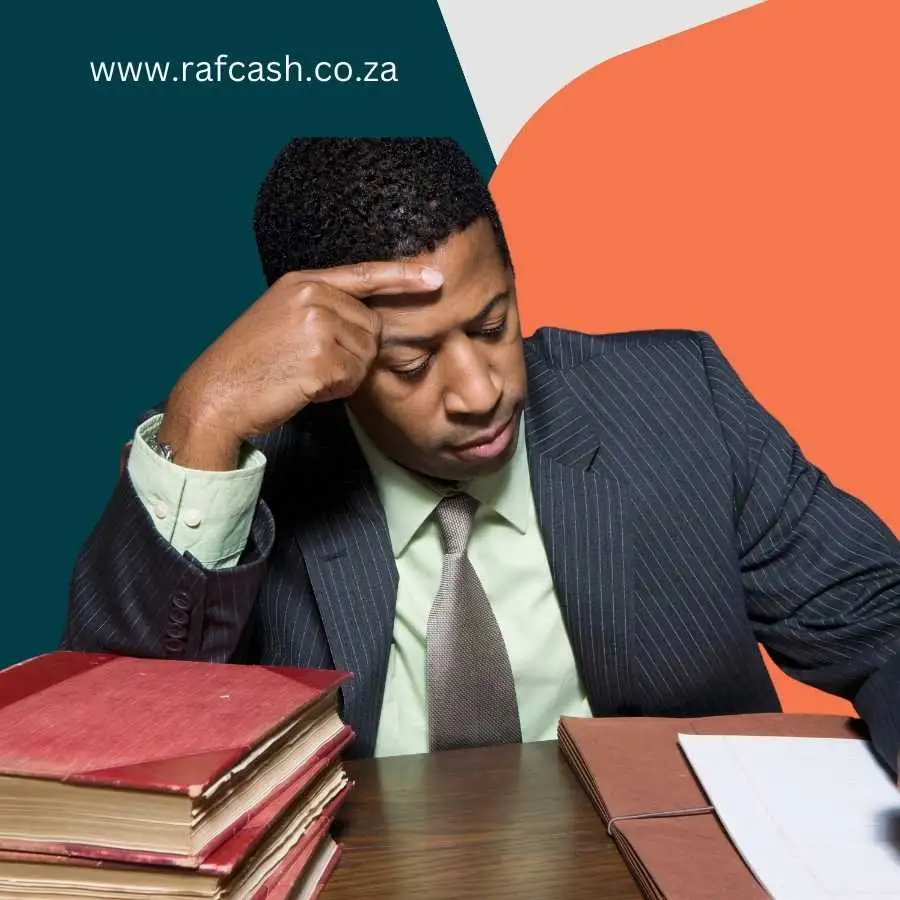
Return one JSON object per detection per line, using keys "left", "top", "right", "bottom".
{"left": 0, "top": 650, "right": 356, "bottom": 898}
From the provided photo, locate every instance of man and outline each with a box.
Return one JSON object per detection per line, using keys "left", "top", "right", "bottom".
{"left": 62, "top": 137, "right": 900, "bottom": 769}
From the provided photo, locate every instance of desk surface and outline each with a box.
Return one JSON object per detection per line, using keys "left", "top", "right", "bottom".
{"left": 321, "top": 741, "right": 642, "bottom": 899}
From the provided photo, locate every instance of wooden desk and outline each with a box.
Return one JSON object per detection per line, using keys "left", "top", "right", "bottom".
{"left": 322, "top": 741, "right": 642, "bottom": 899}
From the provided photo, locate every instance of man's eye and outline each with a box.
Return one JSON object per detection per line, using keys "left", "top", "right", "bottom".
{"left": 478, "top": 318, "right": 507, "bottom": 339}
{"left": 394, "top": 356, "right": 432, "bottom": 381}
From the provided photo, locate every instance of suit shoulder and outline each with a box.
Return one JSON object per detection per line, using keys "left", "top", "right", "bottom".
{"left": 524, "top": 326, "right": 711, "bottom": 370}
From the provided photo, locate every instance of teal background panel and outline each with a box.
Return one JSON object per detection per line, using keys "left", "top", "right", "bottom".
{"left": 3, "top": 0, "right": 494, "bottom": 667}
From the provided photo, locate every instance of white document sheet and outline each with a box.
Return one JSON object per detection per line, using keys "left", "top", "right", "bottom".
{"left": 676, "top": 734, "right": 900, "bottom": 900}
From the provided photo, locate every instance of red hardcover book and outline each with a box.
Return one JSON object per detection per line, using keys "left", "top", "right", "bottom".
{"left": 263, "top": 833, "right": 343, "bottom": 900}
{"left": 1, "top": 728, "right": 354, "bottom": 869}
{"left": 0, "top": 786, "right": 350, "bottom": 899}
{"left": 0, "top": 651, "right": 353, "bottom": 861}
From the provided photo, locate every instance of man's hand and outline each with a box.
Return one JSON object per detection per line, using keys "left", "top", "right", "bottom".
{"left": 157, "top": 262, "right": 444, "bottom": 470}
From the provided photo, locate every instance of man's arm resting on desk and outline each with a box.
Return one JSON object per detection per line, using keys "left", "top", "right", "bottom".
{"left": 697, "top": 332, "right": 900, "bottom": 773}
{"left": 61, "top": 414, "right": 275, "bottom": 661}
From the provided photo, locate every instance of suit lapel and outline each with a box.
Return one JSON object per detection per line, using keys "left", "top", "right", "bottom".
{"left": 524, "top": 349, "right": 636, "bottom": 716}
{"left": 291, "top": 405, "right": 397, "bottom": 758}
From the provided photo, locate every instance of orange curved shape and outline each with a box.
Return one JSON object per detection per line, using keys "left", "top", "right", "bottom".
{"left": 492, "top": 0, "right": 900, "bottom": 716}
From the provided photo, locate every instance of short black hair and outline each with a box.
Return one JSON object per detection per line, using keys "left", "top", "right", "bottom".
{"left": 253, "top": 137, "right": 511, "bottom": 285}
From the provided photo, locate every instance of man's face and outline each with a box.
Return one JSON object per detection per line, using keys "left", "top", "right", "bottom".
{"left": 347, "top": 217, "right": 528, "bottom": 482}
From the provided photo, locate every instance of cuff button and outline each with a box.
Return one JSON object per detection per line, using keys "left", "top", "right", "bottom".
{"left": 182, "top": 508, "right": 203, "bottom": 528}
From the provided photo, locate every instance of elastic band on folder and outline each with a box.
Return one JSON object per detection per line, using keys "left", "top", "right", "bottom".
{"left": 607, "top": 805, "right": 715, "bottom": 836}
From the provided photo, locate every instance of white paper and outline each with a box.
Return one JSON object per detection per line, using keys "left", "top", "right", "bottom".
{"left": 676, "top": 734, "right": 900, "bottom": 900}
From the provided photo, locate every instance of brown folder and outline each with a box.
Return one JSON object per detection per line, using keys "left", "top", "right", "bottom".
{"left": 558, "top": 712, "right": 863, "bottom": 900}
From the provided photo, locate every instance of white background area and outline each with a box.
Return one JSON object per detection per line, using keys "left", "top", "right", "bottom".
{"left": 436, "top": 0, "right": 764, "bottom": 161}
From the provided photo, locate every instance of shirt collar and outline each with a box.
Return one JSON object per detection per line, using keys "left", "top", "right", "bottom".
{"left": 346, "top": 409, "right": 530, "bottom": 557}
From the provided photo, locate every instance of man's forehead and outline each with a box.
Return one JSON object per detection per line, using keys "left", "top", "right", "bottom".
{"left": 368, "top": 217, "right": 511, "bottom": 342}
{"left": 376, "top": 284, "right": 512, "bottom": 349}
{"left": 411, "top": 217, "right": 501, "bottom": 277}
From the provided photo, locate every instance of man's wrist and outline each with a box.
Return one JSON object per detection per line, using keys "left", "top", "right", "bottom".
{"left": 144, "top": 427, "right": 176, "bottom": 462}
{"left": 157, "top": 405, "right": 243, "bottom": 472}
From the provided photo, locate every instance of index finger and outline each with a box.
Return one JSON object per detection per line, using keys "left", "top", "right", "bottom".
{"left": 293, "top": 260, "right": 444, "bottom": 299}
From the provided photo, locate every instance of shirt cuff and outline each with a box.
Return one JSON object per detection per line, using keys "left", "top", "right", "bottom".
{"left": 127, "top": 414, "right": 267, "bottom": 569}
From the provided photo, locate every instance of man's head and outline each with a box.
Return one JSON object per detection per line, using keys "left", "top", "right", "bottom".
{"left": 253, "top": 137, "right": 528, "bottom": 482}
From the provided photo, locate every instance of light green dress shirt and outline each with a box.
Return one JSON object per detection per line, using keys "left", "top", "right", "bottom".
{"left": 128, "top": 412, "right": 593, "bottom": 757}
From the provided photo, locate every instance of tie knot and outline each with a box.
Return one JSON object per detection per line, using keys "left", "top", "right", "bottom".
{"left": 435, "top": 492, "right": 478, "bottom": 555}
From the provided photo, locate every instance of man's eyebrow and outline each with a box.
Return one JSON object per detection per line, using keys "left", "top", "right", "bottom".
{"left": 379, "top": 290, "right": 511, "bottom": 349}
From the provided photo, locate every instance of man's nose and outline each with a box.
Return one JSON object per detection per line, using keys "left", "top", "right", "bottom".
{"left": 443, "top": 344, "right": 502, "bottom": 418}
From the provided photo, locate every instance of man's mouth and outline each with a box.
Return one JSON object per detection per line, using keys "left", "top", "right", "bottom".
{"left": 450, "top": 414, "right": 517, "bottom": 461}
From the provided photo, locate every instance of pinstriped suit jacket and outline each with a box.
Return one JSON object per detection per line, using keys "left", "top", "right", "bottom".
{"left": 62, "top": 329, "right": 900, "bottom": 769}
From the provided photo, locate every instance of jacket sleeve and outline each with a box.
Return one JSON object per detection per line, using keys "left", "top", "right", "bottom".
{"left": 698, "top": 332, "right": 900, "bottom": 774}
{"left": 60, "top": 416, "right": 276, "bottom": 664}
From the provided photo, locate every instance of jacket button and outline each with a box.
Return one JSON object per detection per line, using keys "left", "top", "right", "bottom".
{"left": 164, "top": 637, "right": 184, "bottom": 654}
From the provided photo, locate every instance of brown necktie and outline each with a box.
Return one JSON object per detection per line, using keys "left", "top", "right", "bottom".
{"left": 426, "top": 492, "right": 522, "bottom": 751}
